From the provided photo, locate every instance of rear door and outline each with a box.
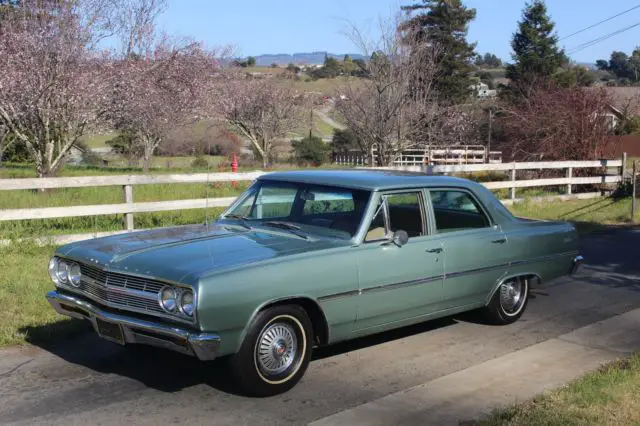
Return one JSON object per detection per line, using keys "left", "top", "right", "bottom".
{"left": 427, "top": 188, "right": 511, "bottom": 309}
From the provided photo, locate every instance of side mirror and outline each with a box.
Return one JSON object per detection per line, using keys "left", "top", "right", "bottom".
{"left": 391, "top": 230, "right": 409, "bottom": 247}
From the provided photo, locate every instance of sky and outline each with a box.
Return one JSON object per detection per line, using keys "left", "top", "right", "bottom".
{"left": 156, "top": 0, "right": 640, "bottom": 63}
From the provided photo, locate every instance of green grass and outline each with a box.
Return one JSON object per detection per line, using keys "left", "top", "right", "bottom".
{"left": 509, "top": 196, "right": 638, "bottom": 234}
{"left": 78, "top": 132, "right": 117, "bottom": 149}
{"left": 477, "top": 354, "right": 640, "bottom": 426}
{"left": 0, "top": 242, "right": 86, "bottom": 347}
{"left": 312, "top": 112, "right": 338, "bottom": 137}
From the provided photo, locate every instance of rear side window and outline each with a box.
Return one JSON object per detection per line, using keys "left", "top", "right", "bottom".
{"left": 429, "top": 190, "right": 490, "bottom": 232}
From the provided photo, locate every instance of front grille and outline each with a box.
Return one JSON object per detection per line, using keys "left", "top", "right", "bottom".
{"left": 73, "top": 263, "right": 170, "bottom": 317}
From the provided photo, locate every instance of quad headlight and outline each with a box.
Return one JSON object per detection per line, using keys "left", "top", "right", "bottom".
{"left": 179, "top": 290, "right": 195, "bottom": 317}
{"left": 159, "top": 287, "right": 178, "bottom": 313}
{"left": 48, "top": 257, "right": 82, "bottom": 287}
{"left": 158, "top": 286, "right": 195, "bottom": 318}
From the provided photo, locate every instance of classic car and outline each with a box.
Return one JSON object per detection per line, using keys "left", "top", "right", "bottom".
{"left": 45, "top": 170, "right": 583, "bottom": 396}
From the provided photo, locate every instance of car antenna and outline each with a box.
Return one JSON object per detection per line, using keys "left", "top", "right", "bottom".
{"left": 204, "top": 139, "right": 211, "bottom": 230}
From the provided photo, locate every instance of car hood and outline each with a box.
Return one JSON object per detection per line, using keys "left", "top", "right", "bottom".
{"left": 57, "top": 223, "right": 350, "bottom": 285}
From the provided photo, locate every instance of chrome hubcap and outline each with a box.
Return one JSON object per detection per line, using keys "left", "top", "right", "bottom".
{"left": 500, "top": 279, "right": 524, "bottom": 314}
{"left": 256, "top": 322, "right": 298, "bottom": 375}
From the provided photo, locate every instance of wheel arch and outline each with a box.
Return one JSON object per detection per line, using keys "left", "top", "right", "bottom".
{"left": 236, "top": 296, "right": 330, "bottom": 353}
{"left": 485, "top": 272, "right": 541, "bottom": 306}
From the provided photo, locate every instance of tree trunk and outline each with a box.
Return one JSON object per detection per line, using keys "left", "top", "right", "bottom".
{"left": 143, "top": 153, "right": 151, "bottom": 173}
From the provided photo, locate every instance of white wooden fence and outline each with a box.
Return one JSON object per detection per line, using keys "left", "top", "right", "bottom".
{"left": 0, "top": 158, "right": 624, "bottom": 244}
{"left": 334, "top": 145, "right": 503, "bottom": 167}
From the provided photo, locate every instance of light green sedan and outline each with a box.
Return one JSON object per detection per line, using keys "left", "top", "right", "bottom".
{"left": 45, "top": 170, "right": 582, "bottom": 396}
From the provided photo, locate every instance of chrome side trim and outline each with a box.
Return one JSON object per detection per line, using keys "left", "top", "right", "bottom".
{"left": 362, "top": 274, "right": 443, "bottom": 295}
{"left": 318, "top": 251, "right": 578, "bottom": 302}
{"left": 46, "top": 290, "right": 220, "bottom": 361}
{"left": 317, "top": 289, "right": 361, "bottom": 302}
{"left": 510, "top": 250, "right": 579, "bottom": 267}
{"left": 444, "top": 263, "right": 509, "bottom": 279}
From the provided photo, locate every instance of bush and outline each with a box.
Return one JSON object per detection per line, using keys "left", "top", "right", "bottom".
{"left": 191, "top": 156, "right": 209, "bottom": 168}
{"left": 81, "top": 149, "right": 105, "bottom": 167}
{"left": 291, "top": 136, "right": 330, "bottom": 166}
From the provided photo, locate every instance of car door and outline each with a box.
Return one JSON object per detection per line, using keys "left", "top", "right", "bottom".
{"left": 353, "top": 190, "right": 445, "bottom": 333}
{"left": 428, "top": 188, "right": 511, "bottom": 309}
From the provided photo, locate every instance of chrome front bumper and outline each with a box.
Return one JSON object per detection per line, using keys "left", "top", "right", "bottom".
{"left": 46, "top": 290, "right": 220, "bottom": 361}
{"left": 571, "top": 255, "right": 584, "bottom": 275}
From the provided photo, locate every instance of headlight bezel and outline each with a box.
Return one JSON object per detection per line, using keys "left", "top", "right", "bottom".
{"left": 158, "top": 286, "right": 178, "bottom": 314}
{"left": 49, "top": 256, "right": 82, "bottom": 288}
{"left": 56, "top": 260, "right": 70, "bottom": 284}
{"left": 178, "top": 289, "right": 195, "bottom": 317}
{"left": 48, "top": 257, "right": 60, "bottom": 284}
{"left": 68, "top": 263, "right": 82, "bottom": 287}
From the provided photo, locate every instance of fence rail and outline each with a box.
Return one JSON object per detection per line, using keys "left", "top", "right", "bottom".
{"left": 334, "top": 145, "right": 503, "bottom": 167}
{"left": 0, "top": 158, "right": 626, "bottom": 243}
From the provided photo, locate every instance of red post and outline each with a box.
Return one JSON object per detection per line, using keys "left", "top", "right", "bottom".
{"left": 231, "top": 153, "right": 238, "bottom": 187}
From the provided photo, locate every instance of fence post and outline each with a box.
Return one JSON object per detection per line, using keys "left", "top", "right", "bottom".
{"left": 566, "top": 167, "right": 573, "bottom": 195}
{"left": 510, "top": 163, "right": 517, "bottom": 200}
{"left": 622, "top": 152, "right": 628, "bottom": 183}
{"left": 633, "top": 160, "right": 637, "bottom": 223}
{"left": 123, "top": 184, "right": 134, "bottom": 231}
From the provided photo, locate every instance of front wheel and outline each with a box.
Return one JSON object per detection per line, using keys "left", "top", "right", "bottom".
{"left": 483, "top": 277, "right": 529, "bottom": 325}
{"left": 229, "top": 305, "right": 313, "bottom": 397}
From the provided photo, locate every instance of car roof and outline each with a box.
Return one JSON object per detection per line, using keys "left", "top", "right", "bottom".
{"left": 258, "top": 169, "right": 480, "bottom": 191}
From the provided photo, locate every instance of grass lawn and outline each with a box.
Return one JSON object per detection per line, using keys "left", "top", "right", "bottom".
{"left": 509, "top": 196, "right": 638, "bottom": 234}
{"left": 78, "top": 132, "right": 117, "bottom": 149}
{"left": 0, "top": 242, "right": 84, "bottom": 347}
{"left": 478, "top": 354, "right": 640, "bottom": 425}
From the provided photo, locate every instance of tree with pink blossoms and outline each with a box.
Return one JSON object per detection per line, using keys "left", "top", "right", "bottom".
{"left": 108, "top": 37, "right": 222, "bottom": 172}
{"left": 0, "top": 0, "right": 117, "bottom": 177}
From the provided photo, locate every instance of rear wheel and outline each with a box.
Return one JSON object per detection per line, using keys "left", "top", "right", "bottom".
{"left": 229, "top": 305, "right": 313, "bottom": 397}
{"left": 484, "top": 277, "right": 529, "bottom": 324}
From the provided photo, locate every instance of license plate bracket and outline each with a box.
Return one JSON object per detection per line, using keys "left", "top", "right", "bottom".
{"left": 95, "top": 317, "right": 125, "bottom": 345}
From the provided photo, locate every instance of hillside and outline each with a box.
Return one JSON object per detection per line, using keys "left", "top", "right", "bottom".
{"left": 253, "top": 51, "right": 365, "bottom": 66}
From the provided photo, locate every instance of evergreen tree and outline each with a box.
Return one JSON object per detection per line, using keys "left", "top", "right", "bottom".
{"left": 505, "top": 0, "right": 567, "bottom": 97}
{"left": 401, "top": 0, "right": 477, "bottom": 104}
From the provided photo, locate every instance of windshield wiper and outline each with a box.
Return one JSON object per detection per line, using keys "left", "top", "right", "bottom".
{"left": 262, "top": 221, "right": 308, "bottom": 239}
{"left": 222, "top": 214, "right": 251, "bottom": 229}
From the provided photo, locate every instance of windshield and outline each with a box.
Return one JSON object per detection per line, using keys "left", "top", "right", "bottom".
{"left": 220, "top": 180, "right": 372, "bottom": 239}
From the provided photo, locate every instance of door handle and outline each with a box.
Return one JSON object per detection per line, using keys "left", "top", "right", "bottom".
{"left": 425, "top": 247, "right": 443, "bottom": 254}
{"left": 492, "top": 238, "right": 507, "bottom": 244}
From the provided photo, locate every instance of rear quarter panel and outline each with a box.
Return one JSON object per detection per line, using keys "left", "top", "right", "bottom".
{"left": 503, "top": 218, "right": 579, "bottom": 283}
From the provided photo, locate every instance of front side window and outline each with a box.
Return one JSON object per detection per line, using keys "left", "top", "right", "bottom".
{"left": 430, "top": 190, "right": 490, "bottom": 233}
{"left": 365, "top": 192, "right": 425, "bottom": 242}
{"left": 223, "top": 180, "right": 371, "bottom": 239}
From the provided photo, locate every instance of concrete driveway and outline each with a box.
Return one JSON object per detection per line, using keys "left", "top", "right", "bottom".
{"left": 1, "top": 228, "right": 639, "bottom": 425}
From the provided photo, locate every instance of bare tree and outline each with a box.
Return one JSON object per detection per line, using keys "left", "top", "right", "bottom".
{"left": 334, "top": 15, "right": 444, "bottom": 166}
{"left": 114, "top": 0, "right": 167, "bottom": 57}
{"left": 499, "top": 85, "right": 615, "bottom": 161}
{"left": 0, "top": 0, "right": 117, "bottom": 177}
{"left": 215, "top": 73, "right": 307, "bottom": 168}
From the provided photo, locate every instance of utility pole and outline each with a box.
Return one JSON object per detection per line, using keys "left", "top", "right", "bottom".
{"left": 487, "top": 107, "right": 493, "bottom": 163}
{"left": 309, "top": 108, "right": 313, "bottom": 139}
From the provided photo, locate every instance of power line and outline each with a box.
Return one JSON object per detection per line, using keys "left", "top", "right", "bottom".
{"left": 567, "top": 21, "right": 640, "bottom": 55}
{"left": 560, "top": 4, "right": 640, "bottom": 41}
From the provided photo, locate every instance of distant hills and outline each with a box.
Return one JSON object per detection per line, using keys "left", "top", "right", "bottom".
{"left": 252, "top": 51, "right": 366, "bottom": 66}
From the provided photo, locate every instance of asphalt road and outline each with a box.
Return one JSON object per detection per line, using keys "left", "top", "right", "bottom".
{"left": 1, "top": 228, "right": 639, "bottom": 426}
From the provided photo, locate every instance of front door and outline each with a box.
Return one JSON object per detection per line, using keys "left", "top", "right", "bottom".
{"left": 354, "top": 190, "right": 445, "bottom": 333}
{"left": 428, "top": 189, "right": 510, "bottom": 309}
